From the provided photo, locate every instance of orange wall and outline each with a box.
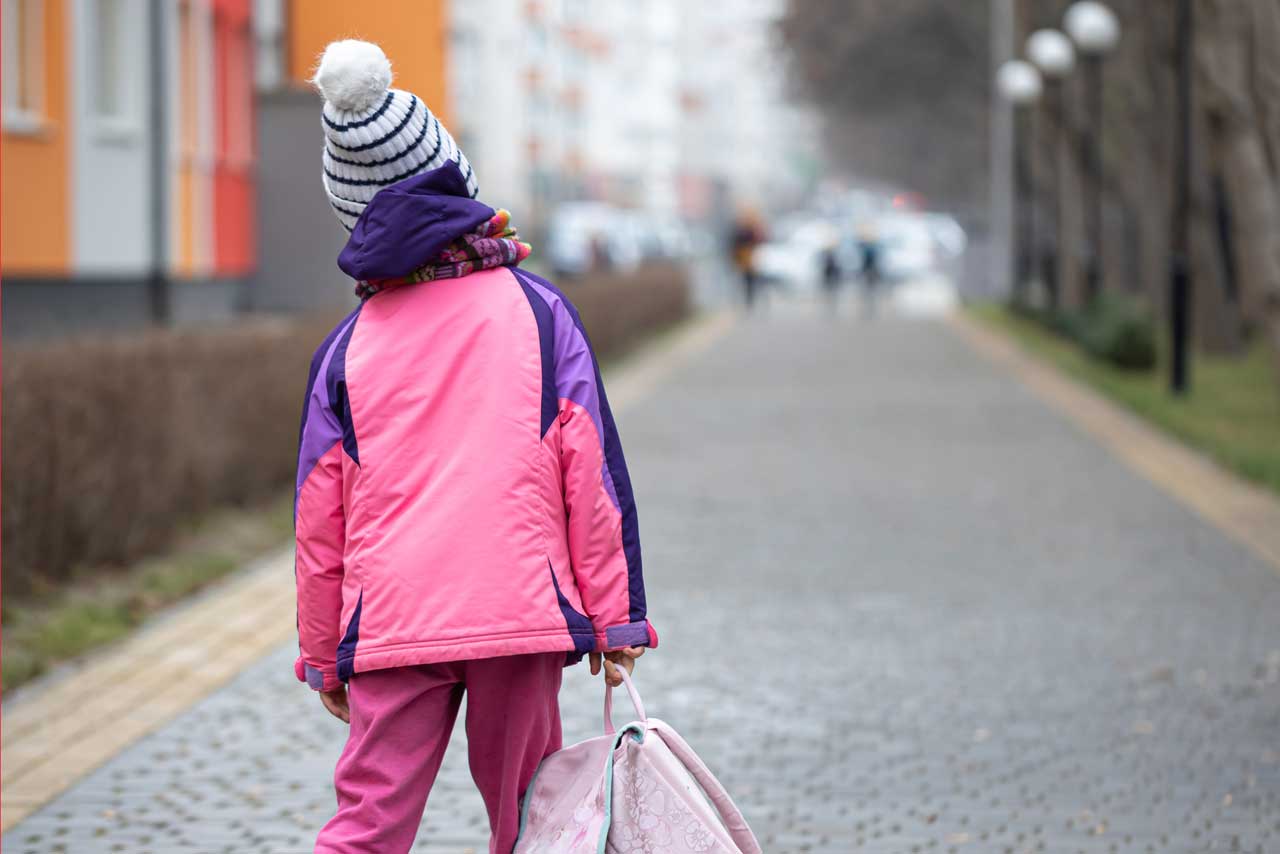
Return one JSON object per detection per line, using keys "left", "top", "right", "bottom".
{"left": 1, "top": 0, "right": 70, "bottom": 274}
{"left": 175, "top": 0, "right": 200, "bottom": 277}
{"left": 287, "top": 0, "right": 451, "bottom": 128}
{"left": 176, "top": 169, "right": 196, "bottom": 276}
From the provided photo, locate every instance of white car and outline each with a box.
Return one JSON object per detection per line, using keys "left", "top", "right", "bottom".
{"left": 875, "top": 213, "right": 940, "bottom": 281}
{"left": 752, "top": 215, "right": 840, "bottom": 293}
{"left": 923, "top": 213, "right": 967, "bottom": 259}
{"left": 546, "top": 202, "right": 618, "bottom": 278}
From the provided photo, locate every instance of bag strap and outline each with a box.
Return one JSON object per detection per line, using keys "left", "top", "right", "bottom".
{"left": 653, "top": 722, "right": 763, "bottom": 854}
{"left": 603, "top": 666, "right": 647, "bottom": 735}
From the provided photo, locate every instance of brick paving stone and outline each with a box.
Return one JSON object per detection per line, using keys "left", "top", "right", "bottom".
{"left": 5, "top": 310, "right": 1280, "bottom": 853}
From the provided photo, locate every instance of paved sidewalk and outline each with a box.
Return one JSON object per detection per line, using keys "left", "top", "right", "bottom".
{"left": 6, "top": 305, "right": 1280, "bottom": 853}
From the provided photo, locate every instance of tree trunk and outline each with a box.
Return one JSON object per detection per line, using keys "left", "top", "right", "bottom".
{"left": 1190, "top": 103, "right": 1244, "bottom": 353}
{"left": 1197, "top": 0, "right": 1280, "bottom": 371}
{"left": 1252, "top": 0, "right": 1280, "bottom": 178}
{"left": 1055, "top": 92, "right": 1086, "bottom": 310}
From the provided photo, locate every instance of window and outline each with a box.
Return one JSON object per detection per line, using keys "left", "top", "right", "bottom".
{"left": 92, "top": 0, "right": 126, "bottom": 121}
{"left": 2, "top": 0, "right": 45, "bottom": 131}
{"left": 252, "top": 0, "right": 284, "bottom": 91}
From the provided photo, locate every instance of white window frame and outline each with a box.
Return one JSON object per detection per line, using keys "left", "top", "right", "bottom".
{"left": 88, "top": 0, "right": 142, "bottom": 142}
{"left": 2, "top": 0, "right": 46, "bottom": 133}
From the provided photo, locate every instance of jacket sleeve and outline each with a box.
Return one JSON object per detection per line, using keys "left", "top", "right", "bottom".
{"left": 293, "top": 340, "right": 349, "bottom": 692}
{"left": 555, "top": 313, "right": 657, "bottom": 653}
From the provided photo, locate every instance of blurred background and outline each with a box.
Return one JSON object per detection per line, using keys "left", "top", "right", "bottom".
{"left": 3, "top": 1, "right": 1275, "bottom": 346}
{"left": 0, "top": 0, "right": 825, "bottom": 335}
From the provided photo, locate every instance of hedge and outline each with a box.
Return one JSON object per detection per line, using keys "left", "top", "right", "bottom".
{"left": 1010, "top": 291, "right": 1157, "bottom": 371}
{"left": 2, "top": 262, "right": 689, "bottom": 594}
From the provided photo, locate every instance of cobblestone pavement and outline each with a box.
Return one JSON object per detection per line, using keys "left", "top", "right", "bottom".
{"left": 6, "top": 307, "right": 1280, "bottom": 853}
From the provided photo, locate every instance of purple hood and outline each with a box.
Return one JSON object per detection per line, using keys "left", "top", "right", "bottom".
{"left": 337, "top": 162, "right": 494, "bottom": 282}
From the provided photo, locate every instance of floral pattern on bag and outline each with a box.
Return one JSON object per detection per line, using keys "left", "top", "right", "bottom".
{"left": 607, "top": 757, "right": 731, "bottom": 853}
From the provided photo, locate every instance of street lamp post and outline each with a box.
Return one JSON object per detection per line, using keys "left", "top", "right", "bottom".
{"left": 1065, "top": 2, "right": 1121, "bottom": 305}
{"left": 1026, "top": 29, "right": 1076, "bottom": 311}
{"left": 1170, "top": 0, "right": 1193, "bottom": 394}
{"left": 997, "top": 60, "right": 1044, "bottom": 306}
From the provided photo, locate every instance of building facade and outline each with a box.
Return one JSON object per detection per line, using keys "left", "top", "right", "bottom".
{"left": 448, "top": 0, "right": 821, "bottom": 231}
{"left": 2, "top": 0, "right": 452, "bottom": 335}
{"left": 2, "top": 0, "right": 256, "bottom": 339}
{"left": 2, "top": 0, "right": 812, "bottom": 336}
{"left": 248, "top": 0, "right": 451, "bottom": 313}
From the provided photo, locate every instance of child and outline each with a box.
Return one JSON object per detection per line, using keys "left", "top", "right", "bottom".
{"left": 293, "top": 41, "right": 656, "bottom": 854}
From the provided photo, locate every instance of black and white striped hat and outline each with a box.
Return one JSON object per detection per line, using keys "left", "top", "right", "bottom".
{"left": 313, "top": 40, "right": 478, "bottom": 232}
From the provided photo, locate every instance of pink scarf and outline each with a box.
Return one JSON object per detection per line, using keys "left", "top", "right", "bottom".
{"left": 355, "top": 209, "right": 532, "bottom": 299}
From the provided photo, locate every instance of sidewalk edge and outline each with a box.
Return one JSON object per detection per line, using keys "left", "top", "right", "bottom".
{"left": 948, "top": 310, "right": 1280, "bottom": 576}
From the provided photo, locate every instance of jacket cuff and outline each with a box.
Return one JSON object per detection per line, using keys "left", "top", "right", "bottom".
{"left": 599, "top": 620, "right": 658, "bottom": 651}
{"left": 294, "top": 656, "right": 342, "bottom": 692}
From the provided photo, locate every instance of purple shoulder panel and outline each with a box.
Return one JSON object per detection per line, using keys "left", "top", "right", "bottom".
{"left": 512, "top": 269, "right": 620, "bottom": 511}
{"left": 297, "top": 308, "right": 352, "bottom": 451}
{"left": 296, "top": 308, "right": 361, "bottom": 499}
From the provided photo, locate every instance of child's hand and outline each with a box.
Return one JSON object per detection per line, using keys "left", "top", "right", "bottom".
{"left": 320, "top": 685, "right": 351, "bottom": 723}
{"left": 590, "top": 647, "right": 645, "bottom": 687}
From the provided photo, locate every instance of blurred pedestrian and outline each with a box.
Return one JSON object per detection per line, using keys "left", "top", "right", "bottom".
{"left": 730, "top": 207, "right": 766, "bottom": 308}
{"left": 589, "top": 231, "right": 612, "bottom": 272}
{"left": 296, "top": 40, "right": 656, "bottom": 854}
{"left": 856, "top": 222, "right": 884, "bottom": 318}
{"left": 820, "top": 237, "right": 843, "bottom": 314}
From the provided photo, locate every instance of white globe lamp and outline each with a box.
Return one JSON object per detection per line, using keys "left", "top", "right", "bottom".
{"left": 1065, "top": 1, "right": 1121, "bottom": 55}
{"left": 1026, "top": 29, "right": 1076, "bottom": 79}
{"left": 996, "top": 60, "right": 1043, "bottom": 105}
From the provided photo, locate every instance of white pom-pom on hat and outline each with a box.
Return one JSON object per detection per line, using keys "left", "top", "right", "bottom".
{"left": 315, "top": 39, "right": 479, "bottom": 232}
{"left": 312, "top": 39, "right": 393, "bottom": 113}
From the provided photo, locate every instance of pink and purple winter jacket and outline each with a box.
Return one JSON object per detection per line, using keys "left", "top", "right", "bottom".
{"left": 293, "top": 164, "right": 656, "bottom": 692}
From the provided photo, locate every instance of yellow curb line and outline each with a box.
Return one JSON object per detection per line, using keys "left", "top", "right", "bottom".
{"left": 605, "top": 309, "right": 738, "bottom": 411}
{"left": 948, "top": 310, "right": 1280, "bottom": 575}
{"left": 0, "top": 308, "right": 738, "bottom": 832}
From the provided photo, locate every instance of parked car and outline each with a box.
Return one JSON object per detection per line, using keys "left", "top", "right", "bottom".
{"left": 546, "top": 203, "right": 690, "bottom": 278}
{"left": 875, "top": 213, "right": 938, "bottom": 282}
{"left": 752, "top": 214, "right": 840, "bottom": 292}
{"left": 923, "top": 213, "right": 967, "bottom": 259}
{"left": 546, "top": 202, "right": 617, "bottom": 278}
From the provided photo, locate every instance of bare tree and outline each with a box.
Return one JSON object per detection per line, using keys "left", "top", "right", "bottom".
{"left": 1197, "top": 0, "right": 1280, "bottom": 367}
{"left": 778, "top": 1, "right": 991, "bottom": 218}
{"left": 782, "top": 0, "right": 1280, "bottom": 383}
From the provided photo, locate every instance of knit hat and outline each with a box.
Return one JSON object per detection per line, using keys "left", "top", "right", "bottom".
{"left": 313, "top": 39, "right": 478, "bottom": 231}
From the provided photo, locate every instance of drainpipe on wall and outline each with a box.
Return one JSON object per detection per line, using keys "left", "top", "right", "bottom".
{"left": 147, "top": 0, "right": 171, "bottom": 324}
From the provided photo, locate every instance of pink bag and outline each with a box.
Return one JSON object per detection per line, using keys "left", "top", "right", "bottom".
{"left": 514, "top": 669, "right": 762, "bottom": 853}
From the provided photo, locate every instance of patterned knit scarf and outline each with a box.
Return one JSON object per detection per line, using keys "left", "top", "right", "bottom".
{"left": 354, "top": 209, "right": 533, "bottom": 299}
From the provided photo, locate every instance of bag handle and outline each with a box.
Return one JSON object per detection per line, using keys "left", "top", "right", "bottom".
{"left": 603, "top": 666, "right": 646, "bottom": 735}
{"left": 603, "top": 671, "right": 761, "bottom": 853}
{"left": 653, "top": 722, "right": 763, "bottom": 854}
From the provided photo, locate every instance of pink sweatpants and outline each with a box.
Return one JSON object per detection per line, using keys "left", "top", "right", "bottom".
{"left": 315, "top": 653, "right": 564, "bottom": 854}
